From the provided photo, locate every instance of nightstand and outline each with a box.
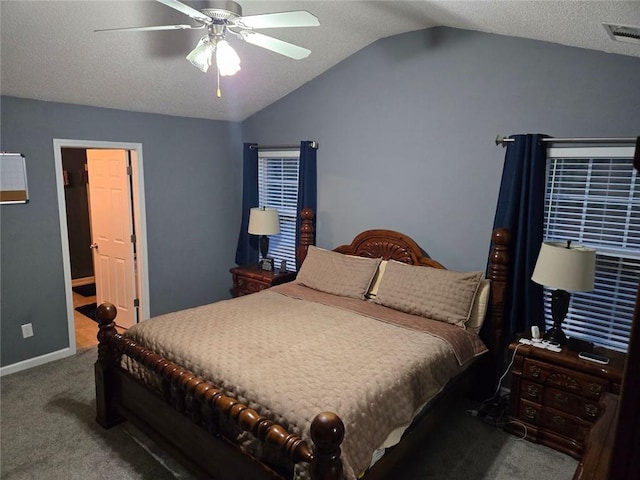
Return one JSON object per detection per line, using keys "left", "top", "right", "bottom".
{"left": 230, "top": 265, "right": 296, "bottom": 297}
{"left": 505, "top": 338, "right": 625, "bottom": 459}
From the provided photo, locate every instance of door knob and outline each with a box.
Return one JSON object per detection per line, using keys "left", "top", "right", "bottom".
{"left": 90, "top": 243, "right": 98, "bottom": 249}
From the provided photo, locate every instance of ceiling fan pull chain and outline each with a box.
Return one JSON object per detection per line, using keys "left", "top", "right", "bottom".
{"left": 217, "top": 69, "right": 222, "bottom": 98}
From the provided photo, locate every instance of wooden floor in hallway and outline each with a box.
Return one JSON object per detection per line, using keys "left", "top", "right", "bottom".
{"left": 73, "top": 291, "right": 99, "bottom": 349}
{"left": 73, "top": 290, "right": 128, "bottom": 350}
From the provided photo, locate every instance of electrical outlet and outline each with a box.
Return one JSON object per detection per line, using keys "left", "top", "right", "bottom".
{"left": 21, "top": 323, "right": 34, "bottom": 338}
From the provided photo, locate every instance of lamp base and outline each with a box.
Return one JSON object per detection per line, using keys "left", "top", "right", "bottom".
{"left": 544, "top": 288, "right": 571, "bottom": 346}
{"left": 259, "top": 235, "right": 270, "bottom": 260}
{"left": 543, "top": 325, "right": 568, "bottom": 345}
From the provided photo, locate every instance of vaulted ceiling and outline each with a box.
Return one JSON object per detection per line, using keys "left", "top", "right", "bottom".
{"left": 2, "top": 1, "right": 639, "bottom": 122}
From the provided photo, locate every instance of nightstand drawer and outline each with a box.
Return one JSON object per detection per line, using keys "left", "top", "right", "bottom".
{"left": 543, "top": 386, "right": 600, "bottom": 420}
{"left": 521, "top": 380, "right": 543, "bottom": 402}
{"left": 230, "top": 266, "right": 297, "bottom": 298}
{"left": 236, "top": 277, "right": 269, "bottom": 294}
{"left": 522, "top": 358, "right": 608, "bottom": 399}
{"left": 518, "top": 398, "right": 541, "bottom": 424}
{"left": 539, "top": 406, "right": 590, "bottom": 443}
{"left": 519, "top": 399, "right": 590, "bottom": 443}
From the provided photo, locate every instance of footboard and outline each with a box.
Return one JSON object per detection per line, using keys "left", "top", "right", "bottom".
{"left": 94, "top": 303, "right": 345, "bottom": 480}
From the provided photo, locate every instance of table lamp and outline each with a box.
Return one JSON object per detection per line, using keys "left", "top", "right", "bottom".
{"left": 248, "top": 207, "right": 280, "bottom": 268}
{"left": 531, "top": 240, "right": 596, "bottom": 345}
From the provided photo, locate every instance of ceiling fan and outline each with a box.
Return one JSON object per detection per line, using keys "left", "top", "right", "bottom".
{"left": 96, "top": 0, "right": 319, "bottom": 94}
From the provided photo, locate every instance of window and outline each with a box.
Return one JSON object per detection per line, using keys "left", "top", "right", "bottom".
{"left": 257, "top": 149, "right": 300, "bottom": 271}
{"left": 543, "top": 146, "right": 639, "bottom": 352}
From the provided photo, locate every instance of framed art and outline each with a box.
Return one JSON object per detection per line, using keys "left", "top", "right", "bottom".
{"left": 1, "top": 153, "right": 29, "bottom": 204}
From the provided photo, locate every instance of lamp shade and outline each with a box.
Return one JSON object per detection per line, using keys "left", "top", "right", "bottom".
{"left": 186, "top": 35, "right": 214, "bottom": 73}
{"left": 532, "top": 241, "right": 596, "bottom": 291}
{"left": 216, "top": 40, "right": 241, "bottom": 76}
{"left": 248, "top": 207, "right": 280, "bottom": 235}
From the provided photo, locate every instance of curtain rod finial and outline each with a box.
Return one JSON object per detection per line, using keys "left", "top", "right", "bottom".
{"left": 495, "top": 135, "right": 507, "bottom": 147}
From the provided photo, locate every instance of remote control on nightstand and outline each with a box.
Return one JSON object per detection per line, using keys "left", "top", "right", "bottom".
{"left": 578, "top": 351, "right": 610, "bottom": 365}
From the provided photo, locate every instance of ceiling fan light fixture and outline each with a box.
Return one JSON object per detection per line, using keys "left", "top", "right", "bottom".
{"left": 216, "top": 40, "right": 241, "bottom": 76}
{"left": 186, "top": 35, "right": 214, "bottom": 73}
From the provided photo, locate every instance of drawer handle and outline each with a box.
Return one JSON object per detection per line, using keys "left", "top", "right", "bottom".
{"left": 589, "top": 383, "right": 603, "bottom": 396}
{"left": 524, "top": 406, "right": 537, "bottom": 420}
{"left": 530, "top": 365, "right": 542, "bottom": 378}
{"left": 552, "top": 415, "right": 566, "bottom": 426}
{"left": 585, "top": 404, "right": 599, "bottom": 417}
{"left": 526, "top": 385, "right": 540, "bottom": 397}
{"left": 555, "top": 392, "right": 569, "bottom": 403}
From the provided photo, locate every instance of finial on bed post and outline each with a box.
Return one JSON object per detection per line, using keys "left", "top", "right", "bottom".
{"left": 297, "top": 207, "right": 315, "bottom": 269}
{"left": 484, "top": 228, "right": 511, "bottom": 355}
{"left": 94, "top": 302, "right": 123, "bottom": 428}
{"left": 310, "top": 411, "right": 345, "bottom": 480}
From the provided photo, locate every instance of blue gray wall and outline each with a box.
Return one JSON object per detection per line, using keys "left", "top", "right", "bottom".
{"left": 242, "top": 27, "right": 640, "bottom": 270}
{"left": 1, "top": 97, "right": 242, "bottom": 366}
{"left": 2, "top": 27, "right": 639, "bottom": 368}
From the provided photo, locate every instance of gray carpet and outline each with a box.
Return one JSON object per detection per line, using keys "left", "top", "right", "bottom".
{"left": 0, "top": 348, "right": 578, "bottom": 479}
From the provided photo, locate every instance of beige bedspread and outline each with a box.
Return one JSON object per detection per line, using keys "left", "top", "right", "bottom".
{"left": 122, "top": 283, "right": 487, "bottom": 479}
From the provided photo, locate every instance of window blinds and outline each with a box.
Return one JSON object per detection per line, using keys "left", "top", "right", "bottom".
{"left": 544, "top": 147, "right": 639, "bottom": 352}
{"left": 258, "top": 150, "right": 300, "bottom": 271}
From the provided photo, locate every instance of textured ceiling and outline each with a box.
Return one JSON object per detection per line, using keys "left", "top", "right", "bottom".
{"left": 1, "top": 1, "right": 639, "bottom": 122}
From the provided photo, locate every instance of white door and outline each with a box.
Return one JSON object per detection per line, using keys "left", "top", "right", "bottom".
{"left": 87, "top": 149, "right": 137, "bottom": 328}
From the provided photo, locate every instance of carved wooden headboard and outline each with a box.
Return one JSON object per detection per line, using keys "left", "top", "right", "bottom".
{"left": 333, "top": 229, "right": 445, "bottom": 269}
{"left": 296, "top": 209, "right": 444, "bottom": 269}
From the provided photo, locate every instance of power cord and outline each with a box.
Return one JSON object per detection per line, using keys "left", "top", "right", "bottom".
{"left": 465, "top": 344, "right": 523, "bottom": 427}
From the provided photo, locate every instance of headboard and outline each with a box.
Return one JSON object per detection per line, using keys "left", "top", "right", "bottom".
{"left": 333, "top": 229, "right": 445, "bottom": 269}
{"left": 296, "top": 208, "right": 444, "bottom": 269}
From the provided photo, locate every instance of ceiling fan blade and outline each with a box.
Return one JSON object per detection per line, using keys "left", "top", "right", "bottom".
{"left": 241, "top": 31, "right": 311, "bottom": 60}
{"left": 95, "top": 24, "right": 199, "bottom": 32}
{"left": 156, "top": 0, "right": 212, "bottom": 23}
{"left": 235, "top": 11, "right": 319, "bottom": 29}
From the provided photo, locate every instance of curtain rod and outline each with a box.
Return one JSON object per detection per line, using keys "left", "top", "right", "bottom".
{"left": 495, "top": 135, "right": 636, "bottom": 147}
{"left": 249, "top": 141, "right": 318, "bottom": 150}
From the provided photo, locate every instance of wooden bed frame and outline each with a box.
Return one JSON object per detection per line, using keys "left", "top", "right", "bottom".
{"left": 95, "top": 208, "right": 511, "bottom": 480}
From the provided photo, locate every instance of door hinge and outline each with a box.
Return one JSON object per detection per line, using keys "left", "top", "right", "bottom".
{"left": 126, "top": 165, "right": 132, "bottom": 176}
{"left": 131, "top": 234, "right": 136, "bottom": 243}
{"left": 133, "top": 298, "right": 140, "bottom": 307}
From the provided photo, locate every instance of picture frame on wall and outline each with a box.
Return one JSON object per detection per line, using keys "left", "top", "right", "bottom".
{"left": 0, "top": 153, "right": 29, "bottom": 204}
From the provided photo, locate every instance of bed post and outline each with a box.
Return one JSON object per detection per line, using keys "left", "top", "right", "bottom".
{"left": 309, "top": 412, "right": 345, "bottom": 480}
{"left": 484, "top": 227, "right": 510, "bottom": 356}
{"left": 94, "top": 302, "right": 123, "bottom": 428}
{"left": 297, "top": 207, "right": 315, "bottom": 268}
{"left": 471, "top": 227, "right": 510, "bottom": 400}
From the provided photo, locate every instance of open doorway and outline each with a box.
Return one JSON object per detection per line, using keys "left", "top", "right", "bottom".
{"left": 61, "top": 147, "right": 98, "bottom": 348}
{"left": 53, "top": 139, "right": 150, "bottom": 353}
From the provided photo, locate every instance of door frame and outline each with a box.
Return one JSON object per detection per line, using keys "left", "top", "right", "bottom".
{"left": 53, "top": 139, "right": 150, "bottom": 353}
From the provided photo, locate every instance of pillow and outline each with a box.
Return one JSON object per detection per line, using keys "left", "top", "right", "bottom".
{"left": 295, "top": 246, "right": 381, "bottom": 299}
{"left": 374, "top": 260, "right": 483, "bottom": 328}
{"left": 366, "top": 260, "right": 388, "bottom": 300}
{"left": 466, "top": 279, "right": 491, "bottom": 333}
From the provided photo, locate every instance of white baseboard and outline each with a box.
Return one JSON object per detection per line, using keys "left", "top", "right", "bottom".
{"left": 0, "top": 347, "right": 75, "bottom": 377}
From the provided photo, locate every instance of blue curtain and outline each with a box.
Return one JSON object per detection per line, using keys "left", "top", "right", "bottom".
{"left": 295, "top": 141, "right": 318, "bottom": 252}
{"left": 492, "top": 134, "right": 549, "bottom": 344}
{"left": 235, "top": 143, "right": 259, "bottom": 266}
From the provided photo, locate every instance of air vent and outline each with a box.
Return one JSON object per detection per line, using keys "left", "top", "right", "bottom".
{"left": 603, "top": 23, "right": 640, "bottom": 45}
